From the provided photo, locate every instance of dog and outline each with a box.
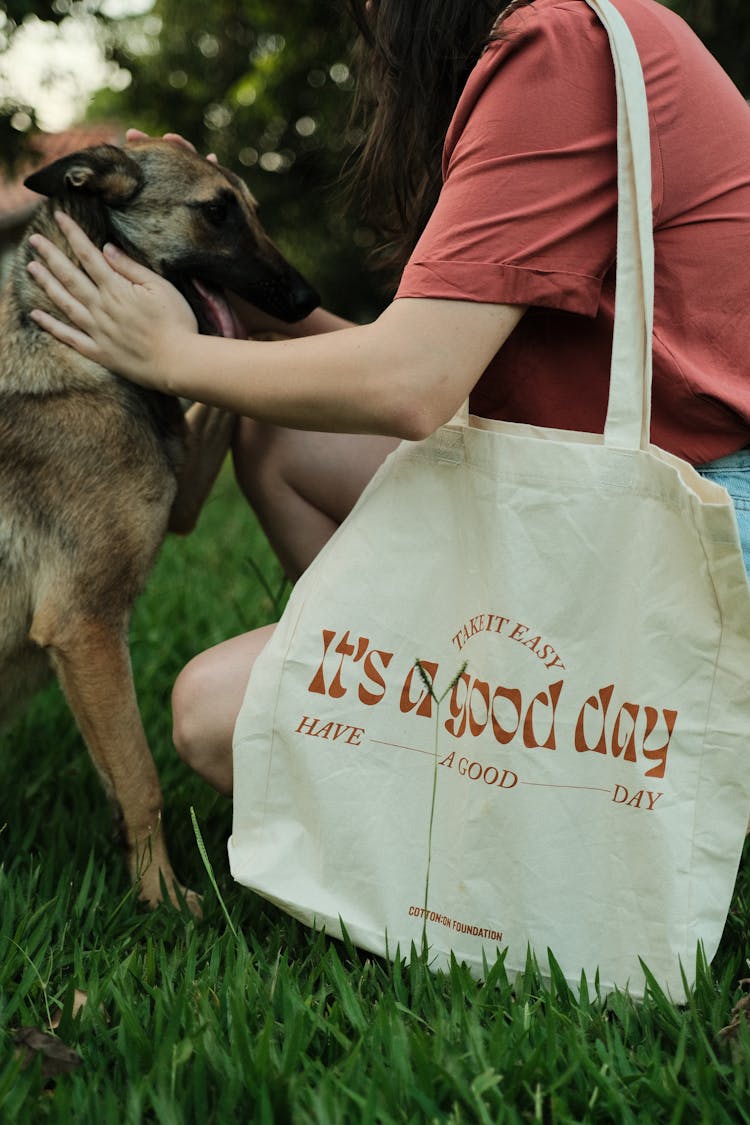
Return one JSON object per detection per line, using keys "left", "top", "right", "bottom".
{"left": 0, "top": 139, "right": 319, "bottom": 912}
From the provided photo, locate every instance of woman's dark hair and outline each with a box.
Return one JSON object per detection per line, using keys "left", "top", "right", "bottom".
{"left": 345, "top": 0, "right": 528, "bottom": 278}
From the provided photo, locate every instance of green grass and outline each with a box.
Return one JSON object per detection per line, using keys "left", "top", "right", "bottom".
{"left": 2, "top": 465, "right": 750, "bottom": 1123}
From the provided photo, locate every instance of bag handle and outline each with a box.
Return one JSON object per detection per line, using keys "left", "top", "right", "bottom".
{"left": 452, "top": 0, "right": 654, "bottom": 451}
{"left": 586, "top": 0, "right": 655, "bottom": 452}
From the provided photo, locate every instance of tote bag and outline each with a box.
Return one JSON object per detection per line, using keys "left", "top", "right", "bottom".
{"left": 229, "top": 0, "right": 750, "bottom": 1001}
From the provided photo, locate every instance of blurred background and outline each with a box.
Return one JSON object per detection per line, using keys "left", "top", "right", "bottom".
{"left": 0, "top": 0, "right": 748, "bottom": 318}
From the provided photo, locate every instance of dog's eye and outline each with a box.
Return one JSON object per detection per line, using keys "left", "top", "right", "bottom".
{"left": 202, "top": 200, "right": 229, "bottom": 226}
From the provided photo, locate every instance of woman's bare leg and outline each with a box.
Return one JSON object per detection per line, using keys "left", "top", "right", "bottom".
{"left": 172, "top": 625, "right": 275, "bottom": 796}
{"left": 232, "top": 419, "right": 399, "bottom": 580}
{"left": 173, "top": 422, "right": 399, "bottom": 792}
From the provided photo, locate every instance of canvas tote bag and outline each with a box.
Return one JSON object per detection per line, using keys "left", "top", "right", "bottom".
{"left": 230, "top": 0, "right": 750, "bottom": 1000}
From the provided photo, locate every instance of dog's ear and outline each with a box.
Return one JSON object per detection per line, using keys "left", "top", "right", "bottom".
{"left": 24, "top": 145, "right": 143, "bottom": 206}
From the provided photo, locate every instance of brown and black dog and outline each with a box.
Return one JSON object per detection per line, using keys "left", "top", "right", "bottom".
{"left": 0, "top": 139, "right": 318, "bottom": 911}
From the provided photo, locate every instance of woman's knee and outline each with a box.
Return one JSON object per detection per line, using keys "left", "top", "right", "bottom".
{"left": 171, "top": 627, "right": 274, "bottom": 792}
{"left": 171, "top": 654, "right": 235, "bottom": 787}
{"left": 171, "top": 657, "right": 211, "bottom": 765}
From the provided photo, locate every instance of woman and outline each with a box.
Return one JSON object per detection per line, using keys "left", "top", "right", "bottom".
{"left": 26, "top": 0, "right": 750, "bottom": 797}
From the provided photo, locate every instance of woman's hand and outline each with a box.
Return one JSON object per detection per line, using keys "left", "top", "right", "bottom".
{"left": 27, "top": 211, "right": 198, "bottom": 392}
{"left": 126, "top": 127, "right": 217, "bottom": 163}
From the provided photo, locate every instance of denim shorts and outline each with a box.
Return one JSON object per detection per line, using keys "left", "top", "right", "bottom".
{"left": 695, "top": 447, "right": 750, "bottom": 578}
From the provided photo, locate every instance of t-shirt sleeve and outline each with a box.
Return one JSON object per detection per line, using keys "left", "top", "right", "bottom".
{"left": 396, "top": 3, "right": 621, "bottom": 315}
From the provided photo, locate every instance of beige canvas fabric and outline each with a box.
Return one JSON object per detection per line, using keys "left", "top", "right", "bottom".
{"left": 229, "top": 0, "right": 750, "bottom": 1000}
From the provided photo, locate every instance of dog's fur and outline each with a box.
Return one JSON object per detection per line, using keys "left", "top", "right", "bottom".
{"left": 0, "top": 139, "right": 318, "bottom": 911}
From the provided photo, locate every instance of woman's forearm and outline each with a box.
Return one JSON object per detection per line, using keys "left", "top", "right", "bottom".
{"left": 159, "top": 318, "right": 434, "bottom": 439}
{"left": 159, "top": 298, "right": 525, "bottom": 440}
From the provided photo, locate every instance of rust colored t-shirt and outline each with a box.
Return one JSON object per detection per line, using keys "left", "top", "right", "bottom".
{"left": 395, "top": 0, "right": 750, "bottom": 463}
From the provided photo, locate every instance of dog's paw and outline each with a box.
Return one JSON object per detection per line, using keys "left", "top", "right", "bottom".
{"left": 138, "top": 871, "right": 204, "bottom": 919}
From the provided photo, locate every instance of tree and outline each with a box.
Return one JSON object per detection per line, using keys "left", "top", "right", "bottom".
{"left": 94, "top": 0, "right": 383, "bottom": 317}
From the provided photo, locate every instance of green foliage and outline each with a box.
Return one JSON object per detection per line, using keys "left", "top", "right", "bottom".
{"left": 94, "top": 0, "right": 385, "bottom": 319}
{"left": 1, "top": 3, "right": 385, "bottom": 316}
{"left": 1, "top": 466, "right": 750, "bottom": 1121}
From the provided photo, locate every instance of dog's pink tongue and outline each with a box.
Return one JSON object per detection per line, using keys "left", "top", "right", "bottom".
{"left": 192, "top": 280, "right": 247, "bottom": 339}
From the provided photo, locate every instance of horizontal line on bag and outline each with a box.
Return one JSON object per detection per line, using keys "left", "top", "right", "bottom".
{"left": 368, "top": 743, "right": 612, "bottom": 793}
{"left": 369, "top": 738, "right": 434, "bottom": 757}
{"left": 521, "top": 782, "right": 612, "bottom": 792}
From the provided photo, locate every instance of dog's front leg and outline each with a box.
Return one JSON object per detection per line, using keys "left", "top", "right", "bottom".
{"left": 29, "top": 607, "right": 200, "bottom": 915}
{"left": 168, "top": 402, "right": 236, "bottom": 535}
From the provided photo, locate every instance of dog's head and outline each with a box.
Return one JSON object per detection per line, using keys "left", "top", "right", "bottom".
{"left": 24, "top": 140, "right": 320, "bottom": 335}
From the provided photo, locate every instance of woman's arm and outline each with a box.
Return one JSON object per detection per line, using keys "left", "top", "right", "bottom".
{"left": 27, "top": 213, "right": 525, "bottom": 440}
{"left": 146, "top": 298, "right": 522, "bottom": 439}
